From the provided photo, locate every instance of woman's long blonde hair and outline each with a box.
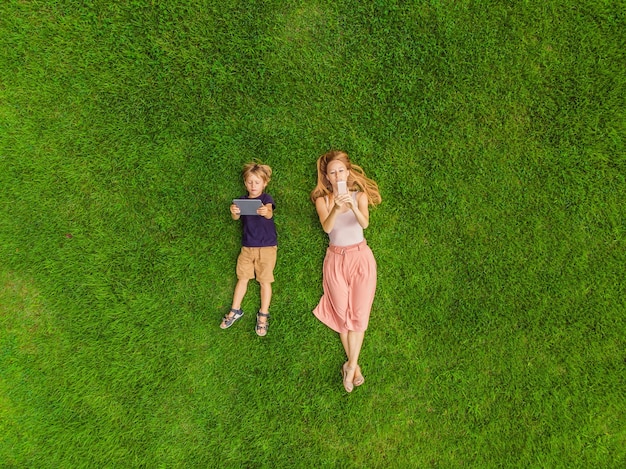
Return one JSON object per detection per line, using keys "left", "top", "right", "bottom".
{"left": 310, "top": 150, "right": 381, "bottom": 205}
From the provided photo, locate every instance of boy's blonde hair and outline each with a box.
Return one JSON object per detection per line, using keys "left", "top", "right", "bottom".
{"left": 242, "top": 162, "right": 272, "bottom": 184}
{"left": 310, "top": 150, "right": 381, "bottom": 205}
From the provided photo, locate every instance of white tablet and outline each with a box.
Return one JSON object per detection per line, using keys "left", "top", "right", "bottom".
{"left": 233, "top": 198, "right": 263, "bottom": 215}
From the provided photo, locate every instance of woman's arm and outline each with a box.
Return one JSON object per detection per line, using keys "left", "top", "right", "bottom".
{"left": 316, "top": 196, "right": 340, "bottom": 233}
{"left": 350, "top": 192, "right": 370, "bottom": 229}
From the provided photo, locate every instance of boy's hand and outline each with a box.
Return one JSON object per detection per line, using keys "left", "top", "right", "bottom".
{"left": 230, "top": 203, "right": 241, "bottom": 216}
{"left": 257, "top": 204, "right": 272, "bottom": 218}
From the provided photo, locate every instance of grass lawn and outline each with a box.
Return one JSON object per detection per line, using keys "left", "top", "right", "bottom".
{"left": 1, "top": 0, "right": 625, "bottom": 467}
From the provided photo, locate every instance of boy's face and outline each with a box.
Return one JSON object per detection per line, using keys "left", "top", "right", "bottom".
{"left": 245, "top": 173, "right": 267, "bottom": 198}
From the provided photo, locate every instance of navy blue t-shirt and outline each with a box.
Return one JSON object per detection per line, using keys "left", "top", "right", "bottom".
{"left": 239, "top": 192, "right": 277, "bottom": 247}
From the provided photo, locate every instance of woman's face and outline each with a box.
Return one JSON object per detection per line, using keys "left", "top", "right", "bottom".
{"left": 326, "top": 159, "right": 349, "bottom": 190}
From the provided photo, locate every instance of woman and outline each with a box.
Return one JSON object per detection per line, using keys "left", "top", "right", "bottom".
{"left": 310, "top": 150, "right": 381, "bottom": 392}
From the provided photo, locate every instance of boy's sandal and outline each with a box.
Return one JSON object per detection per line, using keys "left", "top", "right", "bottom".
{"left": 220, "top": 308, "right": 244, "bottom": 329}
{"left": 255, "top": 311, "right": 270, "bottom": 337}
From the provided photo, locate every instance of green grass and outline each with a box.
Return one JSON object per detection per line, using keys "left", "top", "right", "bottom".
{"left": 1, "top": 0, "right": 625, "bottom": 467}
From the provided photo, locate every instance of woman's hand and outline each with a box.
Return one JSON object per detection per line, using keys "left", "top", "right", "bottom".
{"left": 334, "top": 193, "right": 353, "bottom": 208}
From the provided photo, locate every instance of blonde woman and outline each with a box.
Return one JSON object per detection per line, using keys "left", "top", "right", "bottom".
{"left": 311, "top": 150, "right": 381, "bottom": 392}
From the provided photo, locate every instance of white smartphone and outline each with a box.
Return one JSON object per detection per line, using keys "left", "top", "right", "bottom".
{"left": 337, "top": 180, "right": 347, "bottom": 194}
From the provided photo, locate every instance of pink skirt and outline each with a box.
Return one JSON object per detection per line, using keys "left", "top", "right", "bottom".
{"left": 313, "top": 240, "right": 377, "bottom": 333}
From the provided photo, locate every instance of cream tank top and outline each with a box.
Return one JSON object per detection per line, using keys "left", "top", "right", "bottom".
{"left": 328, "top": 192, "right": 364, "bottom": 247}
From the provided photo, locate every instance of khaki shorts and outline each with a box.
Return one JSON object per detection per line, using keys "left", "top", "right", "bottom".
{"left": 236, "top": 246, "right": 277, "bottom": 284}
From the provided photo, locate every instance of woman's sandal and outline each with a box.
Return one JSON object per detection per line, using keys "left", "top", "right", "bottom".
{"left": 342, "top": 362, "right": 355, "bottom": 393}
{"left": 354, "top": 366, "right": 365, "bottom": 387}
{"left": 220, "top": 308, "right": 244, "bottom": 329}
{"left": 255, "top": 311, "right": 270, "bottom": 337}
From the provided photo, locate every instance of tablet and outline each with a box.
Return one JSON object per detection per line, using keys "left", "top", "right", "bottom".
{"left": 233, "top": 198, "right": 263, "bottom": 215}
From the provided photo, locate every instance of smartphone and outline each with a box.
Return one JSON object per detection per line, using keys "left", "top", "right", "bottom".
{"left": 337, "top": 180, "right": 347, "bottom": 194}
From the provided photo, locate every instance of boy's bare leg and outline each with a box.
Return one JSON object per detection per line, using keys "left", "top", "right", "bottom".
{"left": 220, "top": 279, "right": 249, "bottom": 328}
{"left": 259, "top": 282, "right": 272, "bottom": 316}
{"left": 231, "top": 278, "right": 249, "bottom": 311}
